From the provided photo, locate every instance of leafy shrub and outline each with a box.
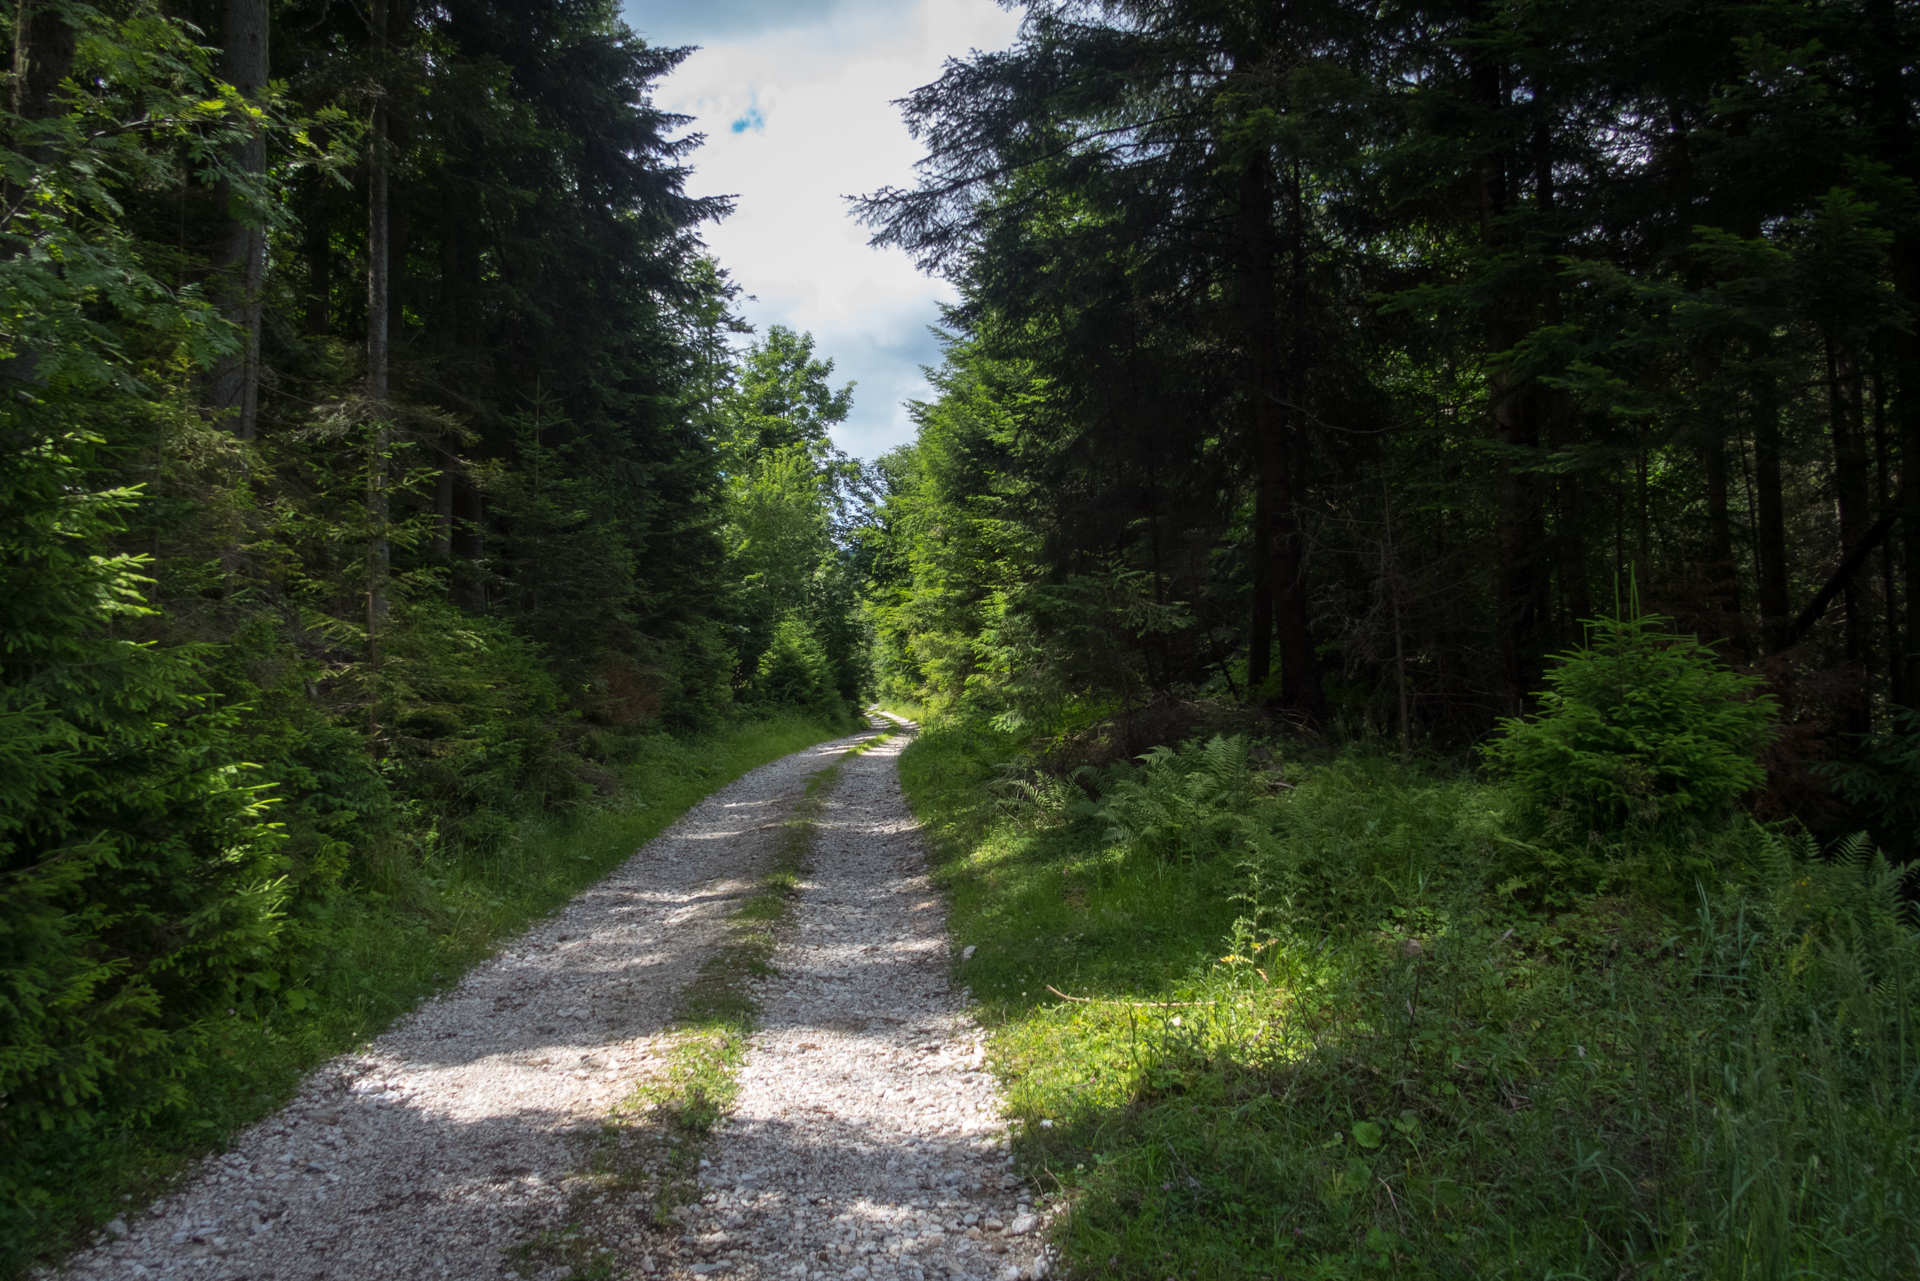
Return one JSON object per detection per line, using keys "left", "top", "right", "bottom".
{"left": 1483, "top": 610, "right": 1777, "bottom": 837}
{"left": 376, "top": 596, "right": 586, "bottom": 829}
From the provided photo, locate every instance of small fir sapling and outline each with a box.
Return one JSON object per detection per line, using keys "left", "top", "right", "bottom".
{"left": 1483, "top": 608, "right": 1778, "bottom": 838}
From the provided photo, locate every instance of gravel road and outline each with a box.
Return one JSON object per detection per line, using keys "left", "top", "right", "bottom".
{"left": 59, "top": 718, "right": 1051, "bottom": 1281}
{"left": 669, "top": 728, "right": 1049, "bottom": 1281}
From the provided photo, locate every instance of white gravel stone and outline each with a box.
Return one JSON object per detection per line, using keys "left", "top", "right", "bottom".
{"left": 57, "top": 732, "right": 869, "bottom": 1281}
{"left": 56, "top": 715, "right": 1054, "bottom": 1281}
{"left": 677, "top": 727, "right": 1049, "bottom": 1281}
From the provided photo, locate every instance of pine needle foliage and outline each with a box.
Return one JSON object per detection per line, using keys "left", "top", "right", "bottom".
{"left": 1484, "top": 610, "right": 1778, "bottom": 837}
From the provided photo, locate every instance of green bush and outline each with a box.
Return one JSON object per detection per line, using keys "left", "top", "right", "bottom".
{"left": 754, "top": 615, "right": 838, "bottom": 716}
{"left": 1483, "top": 610, "right": 1777, "bottom": 837}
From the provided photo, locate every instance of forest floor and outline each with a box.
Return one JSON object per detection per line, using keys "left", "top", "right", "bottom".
{"left": 54, "top": 716, "right": 1052, "bottom": 1281}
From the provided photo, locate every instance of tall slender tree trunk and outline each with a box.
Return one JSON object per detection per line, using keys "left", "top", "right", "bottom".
{"left": 1472, "top": 41, "right": 1549, "bottom": 710}
{"left": 1247, "top": 525, "right": 1274, "bottom": 692}
{"left": 1237, "top": 155, "right": 1322, "bottom": 716}
{"left": 389, "top": 169, "right": 409, "bottom": 338}
{"left": 1487, "top": 330, "right": 1550, "bottom": 708}
{"left": 438, "top": 165, "right": 465, "bottom": 347}
{"left": 456, "top": 481, "right": 487, "bottom": 611}
{"left": 1243, "top": 155, "right": 1276, "bottom": 696}
{"left": 1873, "top": 371, "right": 1902, "bottom": 705}
{"left": 366, "top": 0, "right": 391, "bottom": 688}
{"left": 1890, "top": 230, "right": 1920, "bottom": 706}
{"left": 1861, "top": 0, "right": 1920, "bottom": 705}
{"left": 1561, "top": 471, "right": 1592, "bottom": 628}
{"left": 1700, "top": 416, "right": 1744, "bottom": 652}
{"left": 433, "top": 465, "right": 453, "bottom": 561}
{"left": 10, "top": 0, "right": 74, "bottom": 159}
{"left": 1829, "top": 338, "right": 1873, "bottom": 731}
{"left": 5, "top": 0, "right": 74, "bottom": 382}
{"left": 304, "top": 209, "right": 332, "bottom": 337}
{"left": 1382, "top": 480, "right": 1411, "bottom": 758}
{"left": 1753, "top": 352, "right": 1793, "bottom": 653}
{"left": 207, "top": 0, "right": 268, "bottom": 439}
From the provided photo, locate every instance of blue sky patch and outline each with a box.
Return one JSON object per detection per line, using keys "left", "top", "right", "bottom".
{"left": 730, "top": 105, "right": 766, "bottom": 133}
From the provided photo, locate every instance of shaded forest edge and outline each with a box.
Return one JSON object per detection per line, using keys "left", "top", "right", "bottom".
{"left": 899, "top": 696, "right": 1917, "bottom": 1279}
{"left": 1, "top": 0, "right": 872, "bottom": 1266}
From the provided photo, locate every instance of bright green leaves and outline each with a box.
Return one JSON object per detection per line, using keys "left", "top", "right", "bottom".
{"left": 718, "top": 327, "right": 869, "bottom": 714}
{"left": 1483, "top": 608, "right": 1778, "bottom": 837}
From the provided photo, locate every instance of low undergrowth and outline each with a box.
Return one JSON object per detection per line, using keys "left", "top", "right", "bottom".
{"left": 11, "top": 712, "right": 849, "bottom": 1278}
{"left": 516, "top": 730, "right": 892, "bottom": 1280}
{"left": 901, "top": 717, "right": 1920, "bottom": 1280}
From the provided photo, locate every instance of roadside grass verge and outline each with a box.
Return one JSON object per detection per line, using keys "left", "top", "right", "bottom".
{"left": 12, "top": 712, "right": 851, "bottom": 1278}
{"left": 900, "top": 717, "right": 1920, "bottom": 1280}
{"left": 516, "top": 731, "right": 893, "bottom": 1280}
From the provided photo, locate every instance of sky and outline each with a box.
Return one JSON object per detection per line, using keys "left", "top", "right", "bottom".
{"left": 621, "top": 0, "right": 1024, "bottom": 460}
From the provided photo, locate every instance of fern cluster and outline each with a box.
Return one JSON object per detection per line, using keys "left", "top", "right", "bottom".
{"left": 1091, "top": 734, "right": 1257, "bottom": 865}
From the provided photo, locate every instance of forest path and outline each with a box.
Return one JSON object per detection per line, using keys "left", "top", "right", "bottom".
{"left": 657, "top": 725, "right": 1049, "bottom": 1281}
{"left": 61, "top": 718, "right": 1051, "bottom": 1281}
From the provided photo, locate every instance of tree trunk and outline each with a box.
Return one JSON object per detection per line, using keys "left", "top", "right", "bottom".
{"left": 433, "top": 465, "right": 453, "bottom": 561}
{"left": 1275, "top": 160, "right": 1322, "bottom": 716}
{"left": 1561, "top": 471, "right": 1592, "bottom": 629}
{"left": 1862, "top": 0, "right": 1920, "bottom": 705}
{"left": 1873, "top": 370, "right": 1902, "bottom": 704}
{"left": 1829, "top": 338, "right": 1873, "bottom": 731}
{"left": 1753, "top": 353, "right": 1792, "bottom": 653}
{"left": 207, "top": 0, "right": 269, "bottom": 439}
{"left": 1492, "top": 380, "right": 1549, "bottom": 709}
{"left": 304, "top": 209, "right": 332, "bottom": 337}
{"left": 366, "top": 0, "right": 391, "bottom": 650}
{"left": 1471, "top": 38, "right": 1548, "bottom": 710}
{"left": 3, "top": 0, "right": 74, "bottom": 383}
{"left": 1900, "top": 235, "right": 1920, "bottom": 706}
{"left": 1700, "top": 420, "right": 1744, "bottom": 652}
{"left": 1246, "top": 523, "right": 1274, "bottom": 692}
{"left": 10, "top": 0, "right": 75, "bottom": 158}
{"left": 1237, "top": 156, "right": 1321, "bottom": 716}
{"left": 439, "top": 165, "right": 464, "bottom": 346}
{"left": 455, "top": 480, "right": 487, "bottom": 611}
{"left": 389, "top": 169, "right": 409, "bottom": 341}
{"left": 1242, "top": 157, "right": 1276, "bottom": 696}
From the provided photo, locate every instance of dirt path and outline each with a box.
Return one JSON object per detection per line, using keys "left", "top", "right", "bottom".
{"left": 61, "top": 721, "right": 1051, "bottom": 1281}
{"left": 669, "top": 728, "right": 1049, "bottom": 1281}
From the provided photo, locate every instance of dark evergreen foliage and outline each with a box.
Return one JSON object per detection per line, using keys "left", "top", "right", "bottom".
{"left": 860, "top": 0, "right": 1920, "bottom": 784}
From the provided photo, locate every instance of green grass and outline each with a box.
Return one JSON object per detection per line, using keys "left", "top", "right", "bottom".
{"left": 7, "top": 711, "right": 849, "bottom": 1278}
{"left": 901, "top": 718, "right": 1920, "bottom": 1281}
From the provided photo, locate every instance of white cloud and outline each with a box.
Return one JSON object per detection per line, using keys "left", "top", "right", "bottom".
{"left": 628, "top": 0, "right": 1022, "bottom": 460}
